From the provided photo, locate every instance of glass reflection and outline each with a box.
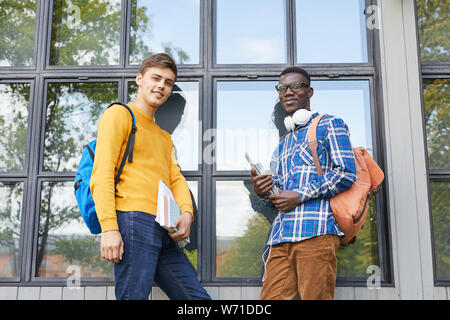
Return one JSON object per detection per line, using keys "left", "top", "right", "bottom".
{"left": 216, "top": 79, "right": 378, "bottom": 278}
{"left": 216, "top": 181, "right": 272, "bottom": 278}
{"left": 130, "top": 0, "right": 200, "bottom": 65}
{"left": 296, "top": 0, "right": 368, "bottom": 63}
{"left": 216, "top": 80, "right": 372, "bottom": 170}
{"left": 417, "top": 0, "right": 450, "bottom": 62}
{"left": 336, "top": 198, "right": 379, "bottom": 277}
{"left": 430, "top": 181, "right": 450, "bottom": 279}
{"left": 216, "top": 0, "right": 286, "bottom": 64}
{"left": 0, "top": 182, "right": 23, "bottom": 278}
{"left": 216, "top": 81, "right": 280, "bottom": 171}
{"left": 0, "top": 83, "right": 30, "bottom": 172}
{"left": 44, "top": 82, "right": 118, "bottom": 172}
{"left": 128, "top": 81, "right": 199, "bottom": 170}
{"left": 50, "top": 0, "right": 121, "bottom": 66}
{"left": 185, "top": 180, "right": 198, "bottom": 270}
{"left": 423, "top": 79, "right": 449, "bottom": 170}
{"left": 0, "top": 0, "right": 36, "bottom": 67}
{"left": 37, "top": 181, "right": 111, "bottom": 278}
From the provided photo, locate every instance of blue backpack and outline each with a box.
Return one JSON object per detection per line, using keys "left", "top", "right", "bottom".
{"left": 74, "top": 102, "right": 137, "bottom": 234}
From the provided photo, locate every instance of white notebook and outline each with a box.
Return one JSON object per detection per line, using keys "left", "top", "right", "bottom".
{"left": 156, "top": 180, "right": 189, "bottom": 248}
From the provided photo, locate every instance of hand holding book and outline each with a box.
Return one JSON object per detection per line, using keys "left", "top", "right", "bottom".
{"left": 246, "top": 152, "right": 279, "bottom": 196}
{"left": 156, "top": 180, "right": 190, "bottom": 247}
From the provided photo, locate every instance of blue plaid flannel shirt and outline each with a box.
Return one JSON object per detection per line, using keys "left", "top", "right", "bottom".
{"left": 266, "top": 112, "right": 357, "bottom": 245}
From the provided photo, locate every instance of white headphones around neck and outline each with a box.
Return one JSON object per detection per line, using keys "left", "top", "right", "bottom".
{"left": 284, "top": 109, "right": 315, "bottom": 132}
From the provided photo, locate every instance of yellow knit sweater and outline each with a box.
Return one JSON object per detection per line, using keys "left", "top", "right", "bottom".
{"left": 90, "top": 103, "right": 193, "bottom": 232}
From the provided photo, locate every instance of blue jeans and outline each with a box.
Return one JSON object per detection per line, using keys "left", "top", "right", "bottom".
{"left": 114, "top": 211, "right": 211, "bottom": 300}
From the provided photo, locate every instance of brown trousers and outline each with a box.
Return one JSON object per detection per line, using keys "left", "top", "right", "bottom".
{"left": 260, "top": 235, "right": 340, "bottom": 300}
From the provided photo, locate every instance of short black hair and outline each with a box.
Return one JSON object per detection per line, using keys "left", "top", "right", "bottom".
{"left": 280, "top": 67, "right": 311, "bottom": 85}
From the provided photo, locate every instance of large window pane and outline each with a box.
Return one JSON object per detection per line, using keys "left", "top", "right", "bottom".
{"left": 216, "top": 80, "right": 372, "bottom": 171}
{"left": 216, "top": 0, "right": 286, "bottom": 64}
{"left": 44, "top": 82, "right": 118, "bottom": 172}
{"left": 50, "top": 0, "right": 121, "bottom": 66}
{"left": 216, "top": 181, "right": 272, "bottom": 278}
{"left": 337, "top": 198, "right": 379, "bottom": 277}
{"left": 312, "top": 80, "right": 373, "bottom": 154}
{"left": 0, "top": 83, "right": 30, "bottom": 172}
{"left": 36, "top": 181, "right": 111, "bottom": 278}
{"left": 130, "top": 0, "right": 200, "bottom": 65}
{"left": 0, "top": 0, "right": 36, "bottom": 67}
{"left": 128, "top": 81, "right": 199, "bottom": 170}
{"left": 417, "top": 0, "right": 450, "bottom": 62}
{"left": 0, "top": 182, "right": 23, "bottom": 278}
{"left": 423, "top": 78, "right": 449, "bottom": 170}
{"left": 296, "top": 0, "right": 368, "bottom": 63}
{"left": 312, "top": 80, "right": 380, "bottom": 276}
{"left": 216, "top": 81, "right": 280, "bottom": 171}
{"left": 430, "top": 181, "right": 450, "bottom": 279}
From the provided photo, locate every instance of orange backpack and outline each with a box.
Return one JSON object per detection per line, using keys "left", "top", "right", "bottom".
{"left": 307, "top": 114, "right": 384, "bottom": 244}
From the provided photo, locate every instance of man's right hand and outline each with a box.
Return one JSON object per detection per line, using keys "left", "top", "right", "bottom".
{"left": 250, "top": 168, "right": 275, "bottom": 197}
{"left": 101, "top": 230, "right": 124, "bottom": 263}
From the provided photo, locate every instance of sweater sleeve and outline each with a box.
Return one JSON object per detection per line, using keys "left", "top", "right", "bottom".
{"left": 168, "top": 144, "right": 194, "bottom": 220}
{"left": 90, "top": 105, "right": 131, "bottom": 232}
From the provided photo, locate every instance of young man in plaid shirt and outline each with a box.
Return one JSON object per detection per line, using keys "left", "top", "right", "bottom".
{"left": 251, "top": 67, "right": 357, "bottom": 300}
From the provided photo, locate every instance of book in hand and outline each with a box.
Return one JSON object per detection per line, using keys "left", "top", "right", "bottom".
{"left": 245, "top": 152, "right": 279, "bottom": 195}
{"left": 156, "top": 180, "right": 189, "bottom": 248}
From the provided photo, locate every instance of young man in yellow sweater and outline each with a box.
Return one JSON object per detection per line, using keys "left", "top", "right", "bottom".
{"left": 90, "top": 53, "right": 210, "bottom": 300}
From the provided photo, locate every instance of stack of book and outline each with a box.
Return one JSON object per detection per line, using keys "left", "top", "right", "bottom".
{"left": 156, "top": 180, "right": 189, "bottom": 248}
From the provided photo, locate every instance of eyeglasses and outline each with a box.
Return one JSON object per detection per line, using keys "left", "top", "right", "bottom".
{"left": 275, "top": 81, "right": 309, "bottom": 94}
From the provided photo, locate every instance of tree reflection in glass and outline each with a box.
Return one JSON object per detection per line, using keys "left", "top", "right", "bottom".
{"left": 43, "top": 82, "right": 118, "bottom": 172}
{"left": 423, "top": 79, "right": 449, "bottom": 170}
{"left": 50, "top": 0, "right": 121, "bottom": 66}
{"left": 0, "top": 83, "right": 30, "bottom": 172}
{"left": 417, "top": 0, "right": 450, "bottom": 62}
{"left": 216, "top": 181, "right": 271, "bottom": 278}
{"left": 37, "top": 181, "right": 111, "bottom": 278}
{"left": 0, "top": 182, "right": 23, "bottom": 278}
{"left": 430, "top": 182, "right": 450, "bottom": 279}
{"left": 129, "top": 0, "right": 199, "bottom": 65}
{"left": 0, "top": 0, "right": 36, "bottom": 67}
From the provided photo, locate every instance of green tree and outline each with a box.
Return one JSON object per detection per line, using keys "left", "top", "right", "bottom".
{"left": 0, "top": 84, "right": 30, "bottom": 278}
{"left": 423, "top": 79, "right": 449, "bottom": 169}
{"left": 0, "top": 182, "right": 22, "bottom": 277}
{"left": 129, "top": 0, "right": 190, "bottom": 64}
{"left": 417, "top": 0, "right": 450, "bottom": 62}
{"left": 418, "top": 0, "right": 450, "bottom": 279}
{"left": 423, "top": 79, "right": 450, "bottom": 278}
{"left": 0, "top": 0, "right": 193, "bottom": 278}
{"left": 54, "top": 235, "right": 111, "bottom": 276}
{"left": 220, "top": 214, "right": 271, "bottom": 277}
{"left": 0, "top": 0, "right": 36, "bottom": 66}
{"left": 336, "top": 199, "right": 379, "bottom": 277}
{"left": 430, "top": 182, "right": 450, "bottom": 277}
{"left": 0, "top": 84, "right": 30, "bottom": 172}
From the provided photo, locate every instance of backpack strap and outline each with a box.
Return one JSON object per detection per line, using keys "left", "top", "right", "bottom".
{"left": 106, "top": 102, "right": 137, "bottom": 189}
{"left": 306, "top": 114, "right": 327, "bottom": 176}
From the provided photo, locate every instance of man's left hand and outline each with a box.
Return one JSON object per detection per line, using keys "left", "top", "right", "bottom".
{"left": 169, "top": 212, "right": 193, "bottom": 241}
{"left": 268, "top": 189, "right": 302, "bottom": 211}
